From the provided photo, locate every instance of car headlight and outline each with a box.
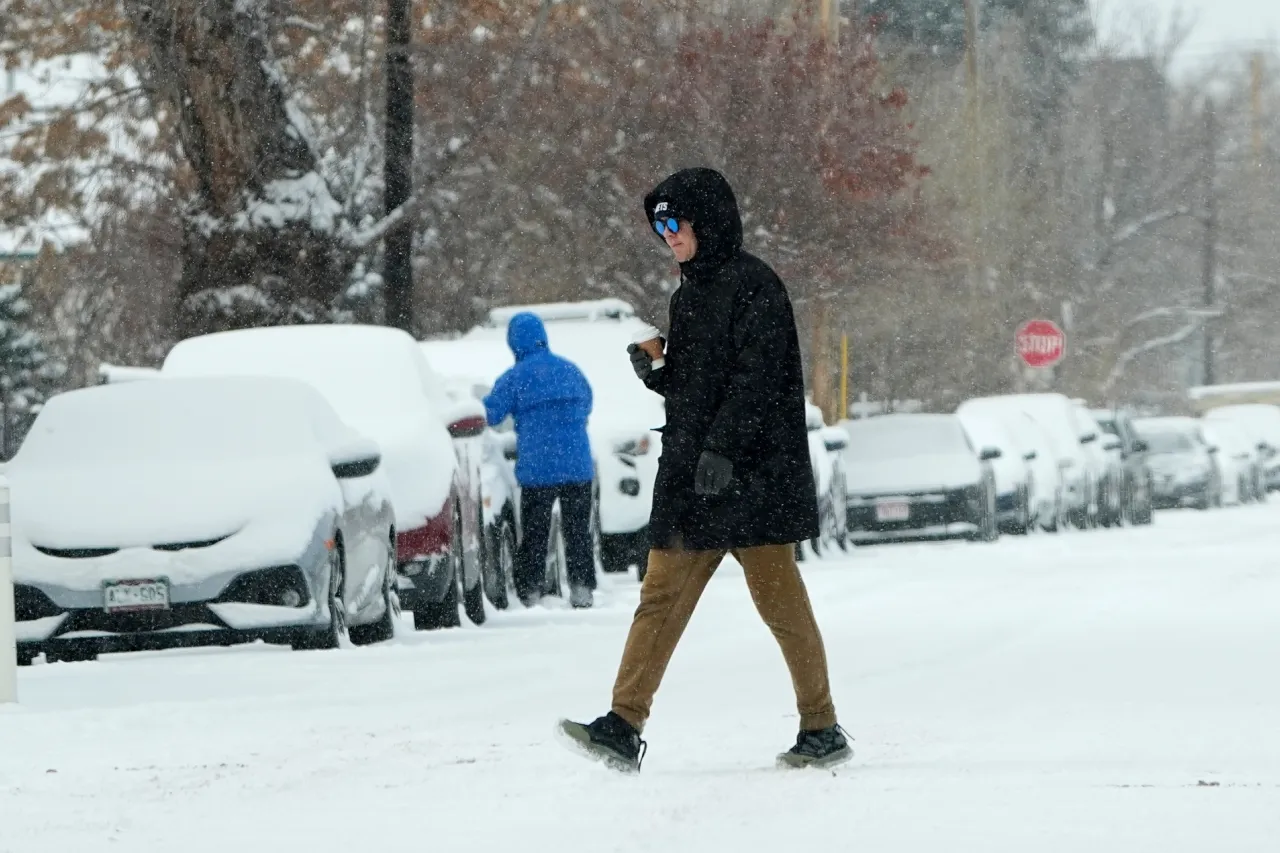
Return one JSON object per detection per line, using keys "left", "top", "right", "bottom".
{"left": 615, "top": 435, "right": 651, "bottom": 456}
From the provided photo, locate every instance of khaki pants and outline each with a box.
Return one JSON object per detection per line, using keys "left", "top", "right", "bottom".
{"left": 611, "top": 543, "right": 838, "bottom": 732}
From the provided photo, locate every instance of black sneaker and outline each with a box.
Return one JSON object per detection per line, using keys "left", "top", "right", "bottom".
{"left": 776, "top": 724, "right": 852, "bottom": 769}
{"left": 557, "top": 712, "right": 647, "bottom": 773}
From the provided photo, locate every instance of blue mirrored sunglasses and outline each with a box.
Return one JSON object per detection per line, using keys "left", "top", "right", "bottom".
{"left": 653, "top": 217, "right": 679, "bottom": 236}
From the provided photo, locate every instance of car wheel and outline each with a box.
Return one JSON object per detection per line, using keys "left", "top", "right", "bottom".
{"left": 591, "top": 478, "right": 604, "bottom": 572}
{"left": 414, "top": 511, "right": 463, "bottom": 630}
{"left": 483, "top": 514, "right": 515, "bottom": 610}
{"left": 294, "top": 540, "right": 348, "bottom": 650}
{"left": 350, "top": 534, "right": 398, "bottom": 646}
{"left": 453, "top": 502, "right": 486, "bottom": 626}
{"left": 16, "top": 648, "right": 36, "bottom": 667}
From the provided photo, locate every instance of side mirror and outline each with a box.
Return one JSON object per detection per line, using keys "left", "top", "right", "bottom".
{"left": 1132, "top": 439, "right": 1149, "bottom": 453}
{"left": 1080, "top": 433, "right": 1098, "bottom": 445}
{"left": 329, "top": 435, "right": 381, "bottom": 479}
{"left": 332, "top": 454, "right": 381, "bottom": 479}
{"left": 448, "top": 415, "right": 487, "bottom": 439}
{"left": 1023, "top": 450, "right": 1037, "bottom": 461}
{"left": 980, "top": 446, "right": 1002, "bottom": 461}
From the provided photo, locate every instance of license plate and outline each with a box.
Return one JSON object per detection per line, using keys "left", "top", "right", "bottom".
{"left": 875, "top": 499, "right": 910, "bottom": 522}
{"left": 103, "top": 579, "right": 171, "bottom": 613}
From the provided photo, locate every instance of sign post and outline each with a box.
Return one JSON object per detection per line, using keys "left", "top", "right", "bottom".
{"left": 1016, "top": 319, "right": 1066, "bottom": 370}
{"left": 0, "top": 476, "right": 15, "bottom": 704}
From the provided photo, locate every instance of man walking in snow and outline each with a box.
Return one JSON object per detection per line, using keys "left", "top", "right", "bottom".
{"left": 485, "top": 312, "right": 597, "bottom": 609}
{"left": 559, "top": 167, "right": 849, "bottom": 770}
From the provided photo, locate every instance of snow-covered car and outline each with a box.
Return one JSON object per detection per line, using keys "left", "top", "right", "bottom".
{"left": 956, "top": 410, "right": 1034, "bottom": 534}
{"left": 1202, "top": 404, "right": 1280, "bottom": 491}
{"left": 1133, "top": 416, "right": 1221, "bottom": 510}
{"left": 803, "top": 403, "right": 848, "bottom": 556}
{"left": 959, "top": 394, "right": 1095, "bottom": 528}
{"left": 841, "top": 413, "right": 1000, "bottom": 544}
{"left": 1073, "top": 402, "right": 1125, "bottom": 527}
{"left": 161, "top": 325, "right": 488, "bottom": 631}
{"left": 423, "top": 299, "right": 663, "bottom": 578}
{"left": 1199, "top": 418, "right": 1262, "bottom": 505}
{"left": 1091, "top": 408, "right": 1156, "bottom": 524}
{"left": 8, "top": 376, "right": 397, "bottom": 664}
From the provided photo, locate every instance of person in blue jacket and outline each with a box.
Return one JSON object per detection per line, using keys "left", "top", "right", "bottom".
{"left": 484, "top": 312, "right": 597, "bottom": 608}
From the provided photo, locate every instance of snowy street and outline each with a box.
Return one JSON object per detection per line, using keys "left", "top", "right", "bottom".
{"left": 4, "top": 505, "right": 1280, "bottom": 852}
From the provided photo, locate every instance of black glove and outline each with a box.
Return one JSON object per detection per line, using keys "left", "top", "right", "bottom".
{"left": 694, "top": 450, "right": 734, "bottom": 496}
{"left": 627, "top": 343, "right": 653, "bottom": 381}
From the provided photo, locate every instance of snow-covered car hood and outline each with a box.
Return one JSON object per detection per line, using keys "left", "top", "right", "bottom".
{"left": 846, "top": 453, "right": 982, "bottom": 495}
{"left": 9, "top": 455, "right": 340, "bottom": 554}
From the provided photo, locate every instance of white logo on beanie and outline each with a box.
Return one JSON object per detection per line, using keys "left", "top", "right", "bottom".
{"left": 654, "top": 202, "right": 669, "bottom": 214}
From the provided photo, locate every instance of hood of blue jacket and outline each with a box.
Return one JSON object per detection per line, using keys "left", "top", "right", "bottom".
{"left": 507, "top": 312, "right": 549, "bottom": 360}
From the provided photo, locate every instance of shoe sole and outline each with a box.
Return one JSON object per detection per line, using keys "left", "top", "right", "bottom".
{"left": 554, "top": 719, "right": 641, "bottom": 774}
{"left": 775, "top": 745, "right": 853, "bottom": 770}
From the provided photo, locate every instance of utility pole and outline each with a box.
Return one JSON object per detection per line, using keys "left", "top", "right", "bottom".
{"left": 383, "top": 0, "right": 415, "bottom": 334}
{"left": 963, "top": 0, "right": 983, "bottom": 295}
{"left": 1202, "top": 100, "right": 1218, "bottom": 386}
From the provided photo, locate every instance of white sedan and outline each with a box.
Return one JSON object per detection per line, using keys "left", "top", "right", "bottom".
{"left": 7, "top": 376, "right": 397, "bottom": 664}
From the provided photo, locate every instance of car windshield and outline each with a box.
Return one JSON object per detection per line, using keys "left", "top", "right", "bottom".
{"left": 1139, "top": 430, "right": 1195, "bottom": 454}
{"left": 845, "top": 417, "right": 970, "bottom": 461}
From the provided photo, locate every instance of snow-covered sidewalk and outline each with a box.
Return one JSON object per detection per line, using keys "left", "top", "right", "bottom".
{"left": 4, "top": 505, "right": 1280, "bottom": 852}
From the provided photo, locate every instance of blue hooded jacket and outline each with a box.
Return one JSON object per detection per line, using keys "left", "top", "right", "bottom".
{"left": 484, "top": 313, "right": 595, "bottom": 487}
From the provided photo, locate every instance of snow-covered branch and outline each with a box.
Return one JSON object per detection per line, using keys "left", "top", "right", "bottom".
{"left": 1125, "top": 305, "right": 1223, "bottom": 327}
{"left": 284, "top": 16, "right": 324, "bottom": 34}
{"left": 1101, "top": 314, "right": 1219, "bottom": 394}
{"left": 346, "top": 194, "right": 421, "bottom": 249}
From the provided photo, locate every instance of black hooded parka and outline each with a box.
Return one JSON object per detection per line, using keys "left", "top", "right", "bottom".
{"left": 641, "top": 168, "right": 820, "bottom": 551}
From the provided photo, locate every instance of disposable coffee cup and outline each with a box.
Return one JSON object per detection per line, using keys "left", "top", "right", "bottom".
{"left": 633, "top": 324, "right": 666, "bottom": 370}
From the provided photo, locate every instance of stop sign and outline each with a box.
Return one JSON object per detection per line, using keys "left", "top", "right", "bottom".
{"left": 1016, "top": 319, "right": 1066, "bottom": 368}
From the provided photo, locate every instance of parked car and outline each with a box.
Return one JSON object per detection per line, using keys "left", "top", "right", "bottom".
{"left": 958, "top": 394, "right": 1090, "bottom": 528}
{"left": 1199, "top": 418, "right": 1261, "bottom": 505}
{"left": 1133, "top": 416, "right": 1221, "bottom": 510}
{"left": 423, "top": 298, "right": 663, "bottom": 578}
{"left": 955, "top": 410, "right": 1034, "bottom": 534}
{"left": 8, "top": 376, "right": 397, "bottom": 664}
{"left": 1071, "top": 402, "right": 1124, "bottom": 528}
{"left": 1091, "top": 408, "right": 1155, "bottom": 525}
{"left": 803, "top": 403, "right": 849, "bottom": 556}
{"left": 841, "top": 413, "right": 1000, "bottom": 544}
{"left": 1202, "top": 404, "right": 1280, "bottom": 491}
{"left": 161, "top": 324, "right": 488, "bottom": 630}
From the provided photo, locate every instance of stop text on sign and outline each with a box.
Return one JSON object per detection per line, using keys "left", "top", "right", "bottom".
{"left": 1015, "top": 319, "right": 1065, "bottom": 368}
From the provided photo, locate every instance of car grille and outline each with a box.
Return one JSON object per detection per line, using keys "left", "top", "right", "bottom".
{"left": 33, "top": 534, "right": 233, "bottom": 558}
{"left": 34, "top": 546, "right": 119, "bottom": 558}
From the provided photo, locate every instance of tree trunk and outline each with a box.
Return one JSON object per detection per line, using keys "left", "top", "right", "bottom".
{"left": 125, "top": 0, "right": 350, "bottom": 337}
{"left": 384, "top": 0, "right": 416, "bottom": 333}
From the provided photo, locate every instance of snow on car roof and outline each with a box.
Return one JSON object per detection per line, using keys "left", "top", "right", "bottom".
{"left": 162, "top": 324, "right": 449, "bottom": 426}
{"left": 842, "top": 413, "right": 971, "bottom": 459}
{"left": 485, "top": 298, "right": 636, "bottom": 326}
{"left": 15, "top": 375, "right": 348, "bottom": 466}
{"left": 423, "top": 310, "right": 667, "bottom": 439}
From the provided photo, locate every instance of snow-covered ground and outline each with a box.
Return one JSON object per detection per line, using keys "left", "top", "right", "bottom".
{"left": 4, "top": 505, "right": 1280, "bottom": 851}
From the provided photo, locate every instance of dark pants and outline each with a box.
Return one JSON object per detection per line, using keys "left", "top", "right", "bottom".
{"left": 516, "top": 481, "right": 596, "bottom": 600}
